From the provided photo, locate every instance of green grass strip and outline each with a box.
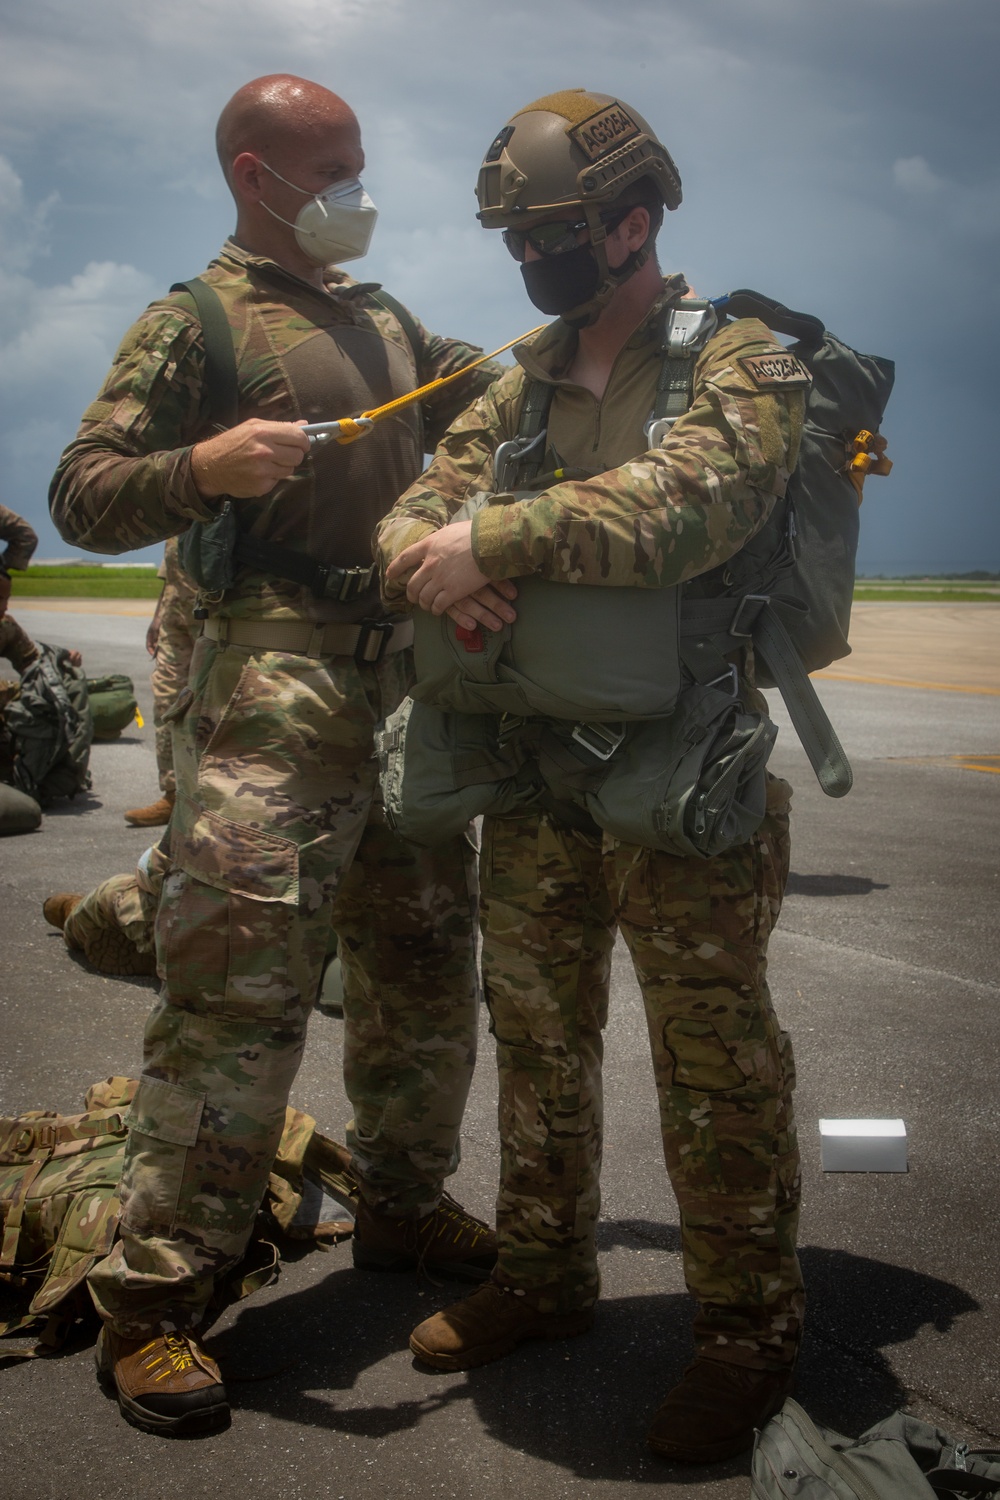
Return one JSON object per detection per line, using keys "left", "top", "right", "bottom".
{"left": 12, "top": 576, "right": 162, "bottom": 598}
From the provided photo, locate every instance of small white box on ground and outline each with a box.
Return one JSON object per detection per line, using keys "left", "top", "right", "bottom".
{"left": 818, "top": 1119, "right": 908, "bottom": 1173}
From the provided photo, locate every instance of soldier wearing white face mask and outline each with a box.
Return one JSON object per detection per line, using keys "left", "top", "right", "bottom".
{"left": 50, "top": 73, "right": 505, "bottom": 1439}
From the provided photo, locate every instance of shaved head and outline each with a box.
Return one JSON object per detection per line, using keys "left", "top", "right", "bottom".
{"left": 216, "top": 75, "right": 359, "bottom": 188}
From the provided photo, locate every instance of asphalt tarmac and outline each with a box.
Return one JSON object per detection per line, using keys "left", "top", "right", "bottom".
{"left": 1, "top": 604, "right": 998, "bottom": 1499}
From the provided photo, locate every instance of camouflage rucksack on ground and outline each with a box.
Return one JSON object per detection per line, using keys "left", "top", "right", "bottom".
{"left": 4, "top": 643, "right": 93, "bottom": 804}
{"left": 1, "top": 1078, "right": 358, "bottom": 1362}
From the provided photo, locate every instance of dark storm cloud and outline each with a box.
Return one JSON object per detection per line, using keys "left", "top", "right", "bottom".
{"left": 0, "top": 0, "right": 996, "bottom": 570}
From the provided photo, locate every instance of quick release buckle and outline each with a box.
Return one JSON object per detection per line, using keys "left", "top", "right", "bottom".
{"left": 355, "top": 619, "right": 393, "bottom": 665}
{"left": 321, "top": 563, "right": 376, "bottom": 604}
{"left": 728, "top": 594, "right": 770, "bottom": 638}
{"left": 571, "top": 721, "right": 626, "bottom": 762}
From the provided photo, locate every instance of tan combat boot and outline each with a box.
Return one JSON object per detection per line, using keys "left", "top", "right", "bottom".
{"left": 124, "top": 790, "right": 175, "bottom": 827}
{"left": 42, "top": 893, "right": 83, "bottom": 930}
{"left": 409, "top": 1280, "right": 594, "bottom": 1371}
{"left": 352, "top": 1192, "right": 497, "bottom": 1282}
{"left": 646, "top": 1358, "right": 795, "bottom": 1463}
{"left": 95, "top": 1326, "right": 229, "bottom": 1436}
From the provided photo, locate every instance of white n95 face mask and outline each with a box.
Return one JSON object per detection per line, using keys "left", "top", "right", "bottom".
{"left": 259, "top": 162, "right": 378, "bottom": 265}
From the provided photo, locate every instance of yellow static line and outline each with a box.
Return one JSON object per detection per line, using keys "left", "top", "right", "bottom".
{"left": 815, "top": 670, "right": 1000, "bottom": 697}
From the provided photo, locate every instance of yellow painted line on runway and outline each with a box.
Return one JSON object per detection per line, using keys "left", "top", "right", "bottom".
{"left": 815, "top": 670, "right": 1000, "bottom": 697}
{"left": 953, "top": 756, "right": 1000, "bottom": 775}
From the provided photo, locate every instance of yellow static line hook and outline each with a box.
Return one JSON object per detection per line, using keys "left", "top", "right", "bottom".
{"left": 303, "top": 323, "right": 545, "bottom": 447}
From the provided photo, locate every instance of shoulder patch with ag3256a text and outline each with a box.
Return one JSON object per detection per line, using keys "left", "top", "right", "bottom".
{"left": 738, "top": 353, "right": 811, "bottom": 390}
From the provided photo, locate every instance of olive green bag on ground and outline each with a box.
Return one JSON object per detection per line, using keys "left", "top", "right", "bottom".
{"left": 86, "top": 674, "right": 140, "bottom": 739}
{"left": 752, "top": 1398, "right": 1000, "bottom": 1499}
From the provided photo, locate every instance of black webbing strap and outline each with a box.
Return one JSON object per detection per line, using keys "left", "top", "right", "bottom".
{"left": 232, "top": 532, "right": 376, "bottom": 603}
{"left": 714, "top": 288, "right": 825, "bottom": 350}
{"left": 370, "top": 290, "right": 423, "bottom": 369}
{"left": 171, "top": 278, "right": 239, "bottom": 430}
{"left": 680, "top": 596, "right": 853, "bottom": 798}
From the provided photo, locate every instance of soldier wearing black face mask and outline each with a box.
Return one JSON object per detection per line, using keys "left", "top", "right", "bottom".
{"left": 480, "top": 90, "right": 681, "bottom": 326}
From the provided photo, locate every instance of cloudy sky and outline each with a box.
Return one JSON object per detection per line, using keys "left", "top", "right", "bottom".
{"left": 1, "top": 0, "right": 997, "bottom": 572}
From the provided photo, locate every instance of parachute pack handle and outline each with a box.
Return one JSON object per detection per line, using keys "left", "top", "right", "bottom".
{"left": 712, "top": 288, "right": 826, "bottom": 350}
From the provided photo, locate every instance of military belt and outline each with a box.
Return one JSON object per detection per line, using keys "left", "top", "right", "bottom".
{"left": 202, "top": 613, "right": 414, "bottom": 663}
{"left": 232, "top": 534, "right": 378, "bottom": 603}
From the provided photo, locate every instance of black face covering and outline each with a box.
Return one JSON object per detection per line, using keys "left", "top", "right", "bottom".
{"left": 520, "top": 243, "right": 601, "bottom": 316}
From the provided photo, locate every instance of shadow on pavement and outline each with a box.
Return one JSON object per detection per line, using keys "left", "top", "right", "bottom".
{"left": 786, "top": 873, "right": 890, "bottom": 897}
{"left": 207, "top": 1239, "right": 978, "bottom": 1485}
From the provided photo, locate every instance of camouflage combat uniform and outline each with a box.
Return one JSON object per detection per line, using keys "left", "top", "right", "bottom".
{"left": 0, "top": 504, "right": 38, "bottom": 577}
{"left": 0, "top": 504, "right": 41, "bottom": 780}
{"left": 49, "top": 241, "right": 500, "bottom": 1335}
{"left": 152, "top": 538, "right": 198, "bottom": 795}
{"left": 377, "top": 277, "right": 807, "bottom": 1370}
{"left": 0, "top": 504, "right": 40, "bottom": 722}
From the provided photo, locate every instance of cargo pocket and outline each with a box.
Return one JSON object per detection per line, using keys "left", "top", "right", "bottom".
{"left": 119, "top": 1075, "right": 205, "bottom": 1235}
{"left": 663, "top": 1016, "right": 752, "bottom": 1093}
{"left": 160, "top": 804, "right": 301, "bottom": 1022}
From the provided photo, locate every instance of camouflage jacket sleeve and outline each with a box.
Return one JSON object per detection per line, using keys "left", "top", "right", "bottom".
{"left": 0, "top": 506, "right": 39, "bottom": 572}
{"left": 375, "top": 364, "right": 524, "bottom": 600}
{"left": 48, "top": 302, "right": 224, "bottom": 555}
{"left": 379, "top": 318, "right": 807, "bottom": 594}
{"left": 0, "top": 616, "right": 40, "bottom": 673}
{"left": 408, "top": 311, "right": 508, "bottom": 452}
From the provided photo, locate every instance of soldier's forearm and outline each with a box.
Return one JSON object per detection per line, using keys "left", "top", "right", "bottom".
{"left": 50, "top": 439, "right": 221, "bottom": 554}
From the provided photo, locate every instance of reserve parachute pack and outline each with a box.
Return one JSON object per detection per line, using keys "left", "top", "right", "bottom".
{"left": 752, "top": 1398, "right": 1000, "bottom": 1499}
{"left": 0, "top": 1078, "right": 358, "bottom": 1362}
{"left": 4, "top": 642, "right": 93, "bottom": 805}
{"left": 381, "top": 291, "right": 893, "bottom": 855}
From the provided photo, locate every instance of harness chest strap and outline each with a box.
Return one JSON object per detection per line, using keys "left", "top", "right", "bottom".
{"left": 201, "top": 613, "right": 414, "bottom": 662}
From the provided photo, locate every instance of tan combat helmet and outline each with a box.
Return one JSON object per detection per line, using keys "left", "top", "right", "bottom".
{"left": 476, "top": 88, "right": 681, "bottom": 323}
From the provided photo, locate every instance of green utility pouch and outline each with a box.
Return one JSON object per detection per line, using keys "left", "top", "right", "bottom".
{"left": 85, "top": 674, "right": 140, "bottom": 739}
{"left": 377, "top": 680, "right": 775, "bottom": 859}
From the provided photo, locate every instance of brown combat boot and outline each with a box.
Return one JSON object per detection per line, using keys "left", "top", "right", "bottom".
{"left": 95, "top": 1326, "right": 229, "bottom": 1437}
{"left": 124, "top": 790, "right": 175, "bottom": 827}
{"left": 352, "top": 1192, "right": 497, "bottom": 1282}
{"left": 42, "top": 893, "right": 83, "bottom": 930}
{"left": 646, "top": 1358, "right": 795, "bottom": 1463}
{"left": 409, "top": 1279, "right": 594, "bottom": 1371}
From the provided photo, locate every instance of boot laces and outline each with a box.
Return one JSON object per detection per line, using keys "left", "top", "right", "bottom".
{"left": 139, "top": 1332, "right": 196, "bottom": 1381}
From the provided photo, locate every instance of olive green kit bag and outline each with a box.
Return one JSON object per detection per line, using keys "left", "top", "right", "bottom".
{"left": 752, "top": 1398, "right": 1000, "bottom": 1499}
{"left": 86, "top": 673, "right": 140, "bottom": 739}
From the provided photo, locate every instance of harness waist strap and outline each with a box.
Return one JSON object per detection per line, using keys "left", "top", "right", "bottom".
{"left": 202, "top": 614, "right": 414, "bottom": 662}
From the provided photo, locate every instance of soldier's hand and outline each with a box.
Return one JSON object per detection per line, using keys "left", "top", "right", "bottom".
{"left": 191, "top": 419, "right": 310, "bottom": 500}
{"left": 388, "top": 522, "right": 516, "bottom": 624}
{"left": 0, "top": 571, "right": 10, "bottom": 620}
{"left": 444, "top": 582, "right": 518, "bottom": 632}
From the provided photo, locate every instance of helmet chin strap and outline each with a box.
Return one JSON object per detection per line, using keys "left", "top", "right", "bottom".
{"left": 561, "top": 207, "right": 653, "bottom": 328}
